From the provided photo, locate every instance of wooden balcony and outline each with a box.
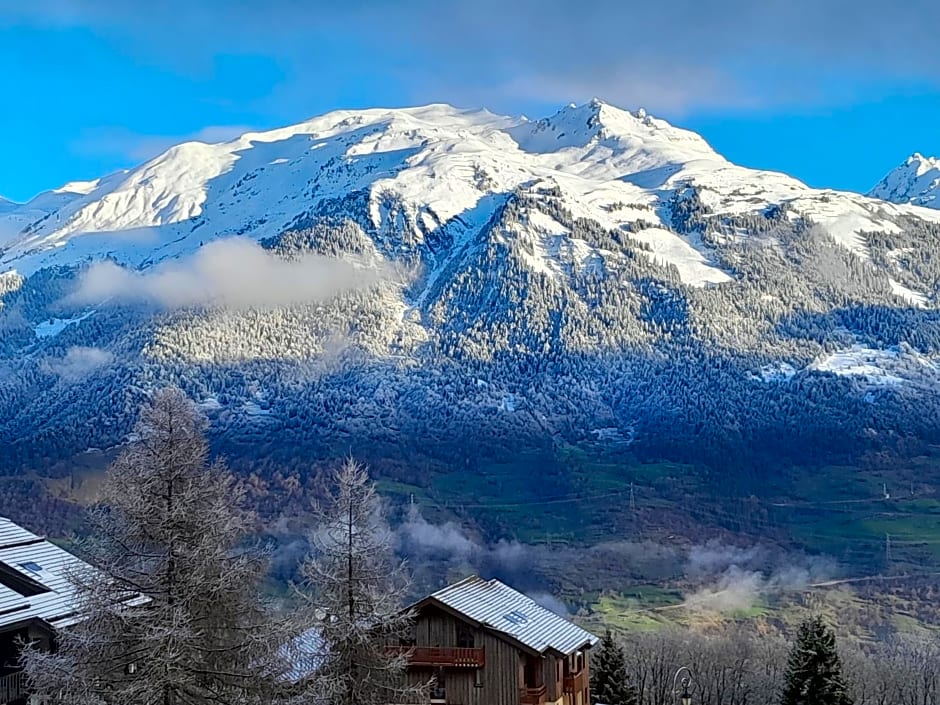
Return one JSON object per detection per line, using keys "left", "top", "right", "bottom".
{"left": 387, "top": 646, "right": 486, "bottom": 668}
{"left": 564, "top": 667, "right": 589, "bottom": 694}
{"left": 0, "top": 670, "right": 26, "bottom": 705}
{"left": 520, "top": 684, "right": 547, "bottom": 705}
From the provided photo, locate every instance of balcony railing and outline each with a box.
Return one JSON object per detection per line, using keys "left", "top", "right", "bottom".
{"left": 386, "top": 646, "right": 486, "bottom": 668}
{"left": 564, "top": 667, "right": 589, "bottom": 694}
{"left": 0, "top": 670, "right": 26, "bottom": 704}
{"left": 520, "top": 684, "right": 547, "bottom": 705}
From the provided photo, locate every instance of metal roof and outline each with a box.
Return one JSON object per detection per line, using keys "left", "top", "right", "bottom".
{"left": 282, "top": 627, "right": 325, "bottom": 682}
{"left": 0, "top": 517, "right": 108, "bottom": 631}
{"left": 426, "top": 576, "right": 598, "bottom": 656}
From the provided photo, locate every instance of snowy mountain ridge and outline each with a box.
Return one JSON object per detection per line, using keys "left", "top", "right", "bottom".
{"left": 3, "top": 99, "right": 939, "bottom": 284}
{"left": 870, "top": 153, "right": 940, "bottom": 209}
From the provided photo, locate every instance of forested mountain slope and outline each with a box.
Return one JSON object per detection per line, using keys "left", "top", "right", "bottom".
{"left": 3, "top": 100, "right": 940, "bottom": 536}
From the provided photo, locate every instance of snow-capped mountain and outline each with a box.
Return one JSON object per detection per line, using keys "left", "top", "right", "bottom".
{"left": 870, "top": 153, "right": 940, "bottom": 209}
{"left": 4, "top": 100, "right": 937, "bottom": 282}
{"left": 5, "top": 99, "right": 940, "bottom": 478}
{"left": 0, "top": 179, "right": 103, "bottom": 248}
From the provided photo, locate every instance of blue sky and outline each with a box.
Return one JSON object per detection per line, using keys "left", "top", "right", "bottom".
{"left": 1, "top": 0, "right": 939, "bottom": 202}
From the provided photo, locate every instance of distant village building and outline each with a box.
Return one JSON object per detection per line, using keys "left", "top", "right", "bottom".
{"left": 392, "top": 576, "right": 598, "bottom": 705}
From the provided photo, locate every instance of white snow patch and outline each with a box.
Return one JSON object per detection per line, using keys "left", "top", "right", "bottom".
{"left": 53, "top": 178, "right": 102, "bottom": 196}
{"left": 889, "top": 279, "right": 927, "bottom": 307}
{"left": 629, "top": 227, "right": 732, "bottom": 286}
{"left": 526, "top": 210, "right": 569, "bottom": 236}
{"left": 809, "top": 345, "right": 940, "bottom": 386}
{"left": 754, "top": 362, "right": 797, "bottom": 382}
{"left": 812, "top": 347, "right": 897, "bottom": 380}
{"left": 34, "top": 311, "right": 94, "bottom": 338}
{"left": 519, "top": 234, "right": 558, "bottom": 278}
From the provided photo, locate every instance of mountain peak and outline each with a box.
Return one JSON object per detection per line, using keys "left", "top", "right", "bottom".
{"left": 547, "top": 98, "right": 653, "bottom": 131}
{"left": 870, "top": 153, "right": 940, "bottom": 209}
{"left": 509, "top": 100, "right": 719, "bottom": 166}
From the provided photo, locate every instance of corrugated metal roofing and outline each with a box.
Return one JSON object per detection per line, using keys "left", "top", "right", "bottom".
{"left": 427, "top": 576, "right": 598, "bottom": 656}
{"left": 0, "top": 517, "right": 99, "bottom": 630}
{"left": 282, "top": 627, "right": 325, "bottom": 682}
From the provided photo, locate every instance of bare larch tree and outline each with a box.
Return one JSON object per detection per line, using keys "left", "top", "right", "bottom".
{"left": 294, "top": 458, "right": 427, "bottom": 705}
{"left": 21, "top": 387, "right": 295, "bottom": 705}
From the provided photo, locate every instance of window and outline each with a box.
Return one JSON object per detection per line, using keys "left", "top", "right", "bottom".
{"left": 431, "top": 668, "right": 446, "bottom": 702}
{"left": 19, "top": 562, "right": 43, "bottom": 574}
{"left": 503, "top": 610, "right": 529, "bottom": 625}
{"left": 0, "top": 561, "right": 50, "bottom": 597}
{"left": 456, "top": 623, "right": 474, "bottom": 648}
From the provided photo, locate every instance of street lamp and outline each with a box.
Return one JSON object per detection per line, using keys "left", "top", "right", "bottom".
{"left": 673, "top": 666, "right": 693, "bottom": 705}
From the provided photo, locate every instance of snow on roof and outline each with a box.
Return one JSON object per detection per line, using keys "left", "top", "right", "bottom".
{"left": 282, "top": 627, "right": 325, "bottom": 682}
{"left": 423, "top": 576, "right": 598, "bottom": 656}
{"left": 0, "top": 516, "right": 142, "bottom": 631}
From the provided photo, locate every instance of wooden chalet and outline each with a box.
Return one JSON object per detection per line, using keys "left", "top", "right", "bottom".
{"left": 0, "top": 517, "right": 144, "bottom": 705}
{"left": 393, "top": 576, "right": 598, "bottom": 705}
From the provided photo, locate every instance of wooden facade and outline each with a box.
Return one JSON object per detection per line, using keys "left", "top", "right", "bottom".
{"left": 0, "top": 620, "right": 54, "bottom": 705}
{"left": 394, "top": 603, "right": 592, "bottom": 705}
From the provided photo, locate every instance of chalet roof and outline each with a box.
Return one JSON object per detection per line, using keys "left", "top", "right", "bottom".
{"left": 282, "top": 627, "right": 325, "bottom": 682}
{"left": 0, "top": 516, "right": 143, "bottom": 631}
{"left": 423, "top": 576, "right": 598, "bottom": 656}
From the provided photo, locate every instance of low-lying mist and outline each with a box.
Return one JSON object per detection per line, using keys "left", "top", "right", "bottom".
{"left": 270, "top": 505, "right": 841, "bottom": 617}
{"left": 70, "top": 238, "right": 395, "bottom": 310}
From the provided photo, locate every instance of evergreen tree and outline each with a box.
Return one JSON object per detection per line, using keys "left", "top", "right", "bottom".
{"left": 21, "top": 387, "right": 294, "bottom": 705}
{"left": 781, "top": 617, "right": 853, "bottom": 705}
{"left": 295, "top": 458, "right": 426, "bottom": 705}
{"left": 591, "top": 629, "right": 637, "bottom": 705}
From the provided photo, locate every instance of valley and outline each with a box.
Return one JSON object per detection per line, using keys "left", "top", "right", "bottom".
{"left": 3, "top": 99, "right": 940, "bottom": 640}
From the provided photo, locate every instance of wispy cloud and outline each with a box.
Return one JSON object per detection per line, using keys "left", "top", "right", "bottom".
{"left": 42, "top": 345, "right": 114, "bottom": 381}
{"left": 6, "top": 0, "right": 940, "bottom": 116}
{"left": 71, "top": 238, "right": 392, "bottom": 309}
{"left": 682, "top": 540, "right": 835, "bottom": 614}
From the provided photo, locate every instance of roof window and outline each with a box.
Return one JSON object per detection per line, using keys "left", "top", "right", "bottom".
{"left": 0, "top": 561, "right": 50, "bottom": 597}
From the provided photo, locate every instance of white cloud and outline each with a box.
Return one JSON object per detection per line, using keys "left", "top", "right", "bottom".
{"left": 527, "top": 592, "right": 570, "bottom": 616}
{"left": 43, "top": 346, "right": 114, "bottom": 381}
{"left": 397, "top": 505, "right": 478, "bottom": 561}
{"left": 71, "top": 238, "right": 393, "bottom": 309}
{"left": 682, "top": 541, "right": 836, "bottom": 613}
